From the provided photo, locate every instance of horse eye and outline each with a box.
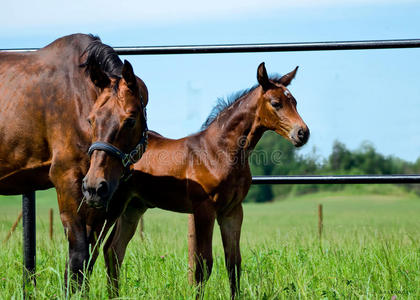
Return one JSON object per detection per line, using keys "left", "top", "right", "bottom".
{"left": 270, "top": 100, "right": 283, "bottom": 109}
{"left": 124, "top": 118, "right": 136, "bottom": 128}
{"left": 87, "top": 118, "right": 92, "bottom": 126}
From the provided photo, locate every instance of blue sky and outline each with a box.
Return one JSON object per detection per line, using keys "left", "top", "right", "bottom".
{"left": 1, "top": 0, "right": 420, "bottom": 162}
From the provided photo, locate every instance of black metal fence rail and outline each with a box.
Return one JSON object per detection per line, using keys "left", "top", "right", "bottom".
{"left": 6, "top": 37, "right": 419, "bottom": 296}
{"left": 252, "top": 175, "right": 420, "bottom": 185}
{"left": 2, "top": 38, "right": 420, "bottom": 55}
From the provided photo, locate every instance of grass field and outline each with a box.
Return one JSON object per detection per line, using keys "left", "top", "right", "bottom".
{"left": 0, "top": 186, "right": 419, "bottom": 299}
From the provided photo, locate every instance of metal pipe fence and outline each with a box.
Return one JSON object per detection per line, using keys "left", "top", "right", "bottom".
{"left": 2, "top": 38, "right": 420, "bottom": 54}
{"left": 3, "top": 37, "right": 418, "bottom": 295}
{"left": 252, "top": 174, "right": 420, "bottom": 185}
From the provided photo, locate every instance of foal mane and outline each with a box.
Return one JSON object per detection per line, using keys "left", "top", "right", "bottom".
{"left": 201, "top": 74, "right": 283, "bottom": 130}
{"left": 201, "top": 86, "right": 257, "bottom": 130}
{"left": 79, "top": 35, "right": 123, "bottom": 79}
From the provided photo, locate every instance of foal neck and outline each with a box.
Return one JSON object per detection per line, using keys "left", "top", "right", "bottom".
{"left": 204, "top": 87, "right": 265, "bottom": 165}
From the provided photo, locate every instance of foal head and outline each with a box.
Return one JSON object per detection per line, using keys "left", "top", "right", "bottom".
{"left": 255, "top": 62, "right": 309, "bottom": 147}
{"left": 81, "top": 48, "right": 148, "bottom": 208}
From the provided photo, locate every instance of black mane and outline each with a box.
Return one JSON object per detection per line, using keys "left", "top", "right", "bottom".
{"left": 201, "top": 74, "right": 283, "bottom": 130}
{"left": 80, "top": 35, "right": 123, "bottom": 78}
{"left": 201, "top": 85, "right": 257, "bottom": 130}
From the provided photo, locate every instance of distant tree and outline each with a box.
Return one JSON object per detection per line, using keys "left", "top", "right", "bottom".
{"left": 329, "top": 140, "right": 353, "bottom": 171}
{"left": 247, "top": 131, "right": 297, "bottom": 202}
{"left": 246, "top": 135, "right": 420, "bottom": 202}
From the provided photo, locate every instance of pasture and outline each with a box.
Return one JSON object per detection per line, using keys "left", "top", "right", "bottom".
{"left": 0, "top": 187, "right": 419, "bottom": 299}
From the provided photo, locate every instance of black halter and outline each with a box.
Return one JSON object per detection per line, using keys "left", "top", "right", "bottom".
{"left": 87, "top": 101, "right": 148, "bottom": 181}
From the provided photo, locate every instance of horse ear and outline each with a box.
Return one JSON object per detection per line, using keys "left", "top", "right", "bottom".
{"left": 122, "top": 60, "right": 137, "bottom": 91}
{"left": 279, "top": 66, "right": 298, "bottom": 86}
{"left": 257, "top": 62, "right": 271, "bottom": 91}
{"left": 89, "top": 62, "right": 110, "bottom": 89}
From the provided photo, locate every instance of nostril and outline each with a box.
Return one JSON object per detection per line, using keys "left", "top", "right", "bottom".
{"left": 96, "top": 181, "right": 109, "bottom": 198}
{"left": 297, "top": 128, "right": 304, "bottom": 139}
{"left": 82, "top": 179, "right": 87, "bottom": 193}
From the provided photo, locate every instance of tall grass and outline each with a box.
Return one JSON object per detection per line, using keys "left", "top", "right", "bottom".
{"left": 0, "top": 188, "right": 419, "bottom": 299}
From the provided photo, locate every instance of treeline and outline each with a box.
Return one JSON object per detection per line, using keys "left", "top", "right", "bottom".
{"left": 246, "top": 132, "right": 420, "bottom": 202}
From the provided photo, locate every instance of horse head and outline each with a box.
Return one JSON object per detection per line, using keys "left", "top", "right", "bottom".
{"left": 255, "top": 62, "right": 309, "bottom": 147}
{"left": 82, "top": 58, "right": 148, "bottom": 209}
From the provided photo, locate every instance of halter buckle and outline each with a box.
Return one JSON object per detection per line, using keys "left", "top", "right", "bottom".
{"left": 122, "top": 154, "right": 131, "bottom": 168}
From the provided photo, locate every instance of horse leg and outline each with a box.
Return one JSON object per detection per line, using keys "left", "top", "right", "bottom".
{"left": 193, "top": 200, "right": 216, "bottom": 298}
{"left": 50, "top": 164, "right": 90, "bottom": 291}
{"left": 217, "top": 204, "right": 243, "bottom": 299}
{"left": 61, "top": 218, "right": 110, "bottom": 292}
{"left": 103, "top": 201, "right": 146, "bottom": 298}
{"left": 58, "top": 201, "right": 89, "bottom": 291}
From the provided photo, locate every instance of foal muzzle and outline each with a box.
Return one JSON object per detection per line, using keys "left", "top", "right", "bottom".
{"left": 289, "top": 126, "right": 310, "bottom": 147}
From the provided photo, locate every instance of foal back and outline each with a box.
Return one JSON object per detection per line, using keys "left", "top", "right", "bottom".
{"left": 127, "top": 131, "right": 204, "bottom": 212}
{"left": 127, "top": 128, "right": 251, "bottom": 214}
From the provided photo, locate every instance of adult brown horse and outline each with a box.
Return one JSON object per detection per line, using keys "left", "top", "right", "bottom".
{"left": 0, "top": 34, "right": 148, "bottom": 286}
{"left": 101, "top": 62, "right": 309, "bottom": 298}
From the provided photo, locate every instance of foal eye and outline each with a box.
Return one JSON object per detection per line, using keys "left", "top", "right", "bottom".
{"left": 270, "top": 100, "right": 283, "bottom": 109}
{"left": 124, "top": 118, "right": 136, "bottom": 128}
{"left": 87, "top": 119, "right": 92, "bottom": 126}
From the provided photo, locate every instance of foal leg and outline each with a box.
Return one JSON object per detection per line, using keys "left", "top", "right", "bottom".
{"left": 85, "top": 216, "right": 113, "bottom": 274}
{"left": 218, "top": 204, "right": 243, "bottom": 299}
{"left": 85, "top": 194, "right": 130, "bottom": 276}
{"left": 103, "top": 201, "right": 146, "bottom": 297}
{"left": 193, "top": 200, "right": 216, "bottom": 298}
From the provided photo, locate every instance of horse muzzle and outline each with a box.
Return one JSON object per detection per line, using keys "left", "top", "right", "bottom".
{"left": 289, "top": 126, "right": 310, "bottom": 147}
{"left": 81, "top": 177, "right": 113, "bottom": 209}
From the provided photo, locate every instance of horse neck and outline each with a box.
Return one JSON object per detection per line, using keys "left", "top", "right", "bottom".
{"left": 204, "top": 87, "right": 266, "bottom": 167}
{"left": 48, "top": 35, "right": 100, "bottom": 120}
{"left": 72, "top": 76, "right": 99, "bottom": 121}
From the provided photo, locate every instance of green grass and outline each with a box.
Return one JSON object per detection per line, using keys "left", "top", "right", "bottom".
{"left": 0, "top": 188, "right": 420, "bottom": 299}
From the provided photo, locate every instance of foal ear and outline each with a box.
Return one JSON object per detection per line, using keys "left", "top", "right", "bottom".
{"left": 257, "top": 62, "right": 272, "bottom": 91}
{"left": 279, "top": 66, "right": 298, "bottom": 86}
{"left": 89, "top": 62, "right": 110, "bottom": 89}
{"left": 122, "top": 60, "right": 138, "bottom": 91}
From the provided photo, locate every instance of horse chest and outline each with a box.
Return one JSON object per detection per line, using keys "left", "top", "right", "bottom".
{"left": 211, "top": 177, "right": 250, "bottom": 211}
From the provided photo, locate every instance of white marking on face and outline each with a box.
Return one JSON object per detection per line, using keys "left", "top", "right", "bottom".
{"left": 284, "top": 89, "right": 291, "bottom": 98}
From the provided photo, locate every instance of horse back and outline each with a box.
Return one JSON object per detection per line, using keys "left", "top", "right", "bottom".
{"left": 0, "top": 34, "right": 96, "bottom": 193}
{"left": 0, "top": 33, "right": 94, "bottom": 74}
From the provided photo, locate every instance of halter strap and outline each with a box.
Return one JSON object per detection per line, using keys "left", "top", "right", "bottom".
{"left": 88, "top": 99, "right": 148, "bottom": 181}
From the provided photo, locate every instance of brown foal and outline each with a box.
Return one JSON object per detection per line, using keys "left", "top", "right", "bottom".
{"left": 101, "top": 62, "right": 309, "bottom": 298}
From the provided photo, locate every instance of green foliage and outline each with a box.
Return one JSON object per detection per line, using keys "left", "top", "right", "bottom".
{"left": 1, "top": 191, "right": 420, "bottom": 298}
{"left": 247, "top": 134, "right": 420, "bottom": 202}
{"left": 328, "top": 141, "right": 412, "bottom": 175}
{"left": 248, "top": 132, "right": 296, "bottom": 202}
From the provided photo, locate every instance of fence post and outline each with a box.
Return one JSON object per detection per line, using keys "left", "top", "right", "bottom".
{"left": 187, "top": 214, "right": 196, "bottom": 285}
{"left": 49, "top": 208, "right": 53, "bottom": 241}
{"left": 139, "top": 216, "right": 144, "bottom": 239}
{"left": 22, "top": 191, "right": 36, "bottom": 297}
{"left": 2, "top": 211, "right": 22, "bottom": 244}
{"left": 318, "top": 204, "right": 323, "bottom": 239}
